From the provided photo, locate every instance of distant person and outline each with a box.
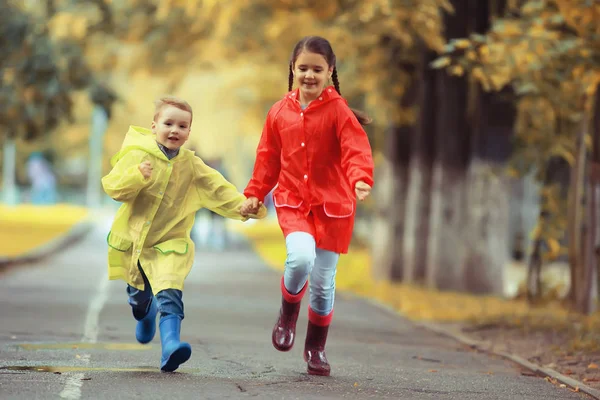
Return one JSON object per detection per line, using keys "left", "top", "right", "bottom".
{"left": 27, "top": 152, "right": 57, "bottom": 205}
{"left": 240, "top": 36, "right": 374, "bottom": 376}
{"left": 102, "top": 96, "right": 266, "bottom": 372}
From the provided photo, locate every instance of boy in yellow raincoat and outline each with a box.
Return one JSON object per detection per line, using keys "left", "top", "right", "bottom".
{"left": 102, "top": 96, "right": 266, "bottom": 372}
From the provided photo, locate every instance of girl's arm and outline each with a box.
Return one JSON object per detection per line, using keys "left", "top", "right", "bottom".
{"left": 336, "top": 105, "right": 375, "bottom": 190}
{"left": 193, "top": 157, "right": 266, "bottom": 220}
{"left": 243, "top": 108, "right": 282, "bottom": 202}
{"left": 101, "top": 150, "right": 149, "bottom": 202}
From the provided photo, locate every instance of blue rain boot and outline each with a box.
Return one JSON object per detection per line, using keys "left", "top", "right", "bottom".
{"left": 159, "top": 315, "right": 192, "bottom": 372}
{"left": 134, "top": 297, "right": 158, "bottom": 344}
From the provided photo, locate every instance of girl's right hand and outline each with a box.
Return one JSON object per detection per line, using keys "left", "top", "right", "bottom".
{"left": 241, "top": 197, "right": 263, "bottom": 217}
{"left": 138, "top": 161, "right": 153, "bottom": 179}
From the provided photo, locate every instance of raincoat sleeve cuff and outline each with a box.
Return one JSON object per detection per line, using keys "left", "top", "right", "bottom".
{"left": 101, "top": 160, "right": 149, "bottom": 202}
{"left": 349, "top": 174, "right": 374, "bottom": 190}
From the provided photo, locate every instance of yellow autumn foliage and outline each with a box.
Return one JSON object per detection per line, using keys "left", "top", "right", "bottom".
{"left": 0, "top": 205, "right": 89, "bottom": 258}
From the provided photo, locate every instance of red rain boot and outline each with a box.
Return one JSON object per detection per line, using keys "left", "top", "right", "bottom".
{"left": 304, "top": 307, "right": 333, "bottom": 376}
{"left": 272, "top": 277, "right": 307, "bottom": 351}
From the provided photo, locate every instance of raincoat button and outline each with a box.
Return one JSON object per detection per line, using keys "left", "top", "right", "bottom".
{"left": 328, "top": 89, "right": 332, "bottom": 92}
{"left": 300, "top": 112, "right": 303, "bottom": 117}
{"left": 159, "top": 191, "right": 163, "bottom": 195}
{"left": 319, "top": 97, "right": 322, "bottom": 100}
{"left": 136, "top": 250, "right": 141, "bottom": 254}
{"left": 301, "top": 142, "right": 305, "bottom": 147}
{"left": 304, "top": 174, "right": 308, "bottom": 180}
{"left": 146, "top": 221, "right": 150, "bottom": 225}
{"left": 167, "top": 163, "right": 171, "bottom": 167}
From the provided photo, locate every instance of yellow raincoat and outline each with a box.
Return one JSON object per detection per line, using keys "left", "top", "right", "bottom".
{"left": 102, "top": 126, "right": 266, "bottom": 293}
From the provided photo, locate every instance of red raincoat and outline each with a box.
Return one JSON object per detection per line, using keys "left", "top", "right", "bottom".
{"left": 244, "top": 86, "right": 374, "bottom": 254}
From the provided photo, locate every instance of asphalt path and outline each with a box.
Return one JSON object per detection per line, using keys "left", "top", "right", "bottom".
{"left": 0, "top": 220, "right": 588, "bottom": 399}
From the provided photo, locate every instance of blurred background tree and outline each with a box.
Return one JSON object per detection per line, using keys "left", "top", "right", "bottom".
{"left": 7, "top": 0, "right": 600, "bottom": 314}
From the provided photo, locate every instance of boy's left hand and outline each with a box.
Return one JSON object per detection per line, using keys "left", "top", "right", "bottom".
{"left": 355, "top": 181, "right": 371, "bottom": 201}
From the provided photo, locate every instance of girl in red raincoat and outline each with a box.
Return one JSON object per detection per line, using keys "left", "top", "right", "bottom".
{"left": 241, "top": 36, "right": 374, "bottom": 376}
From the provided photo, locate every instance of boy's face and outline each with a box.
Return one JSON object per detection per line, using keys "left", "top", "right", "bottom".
{"left": 151, "top": 105, "right": 192, "bottom": 150}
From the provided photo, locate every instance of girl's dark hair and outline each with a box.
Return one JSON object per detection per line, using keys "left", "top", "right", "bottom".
{"left": 288, "top": 36, "right": 372, "bottom": 126}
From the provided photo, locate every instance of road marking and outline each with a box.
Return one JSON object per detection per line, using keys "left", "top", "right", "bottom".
{"left": 59, "top": 273, "right": 109, "bottom": 399}
{"left": 18, "top": 342, "right": 151, "bottom": 350}
{"left": 59, "top": 373, "right": 85, "bottom": 399}
{"left": 82, "top": 276, "right": 110, "bottom": 344}
{"left": 1, "top": 365, "right": 200, "bottom": 373}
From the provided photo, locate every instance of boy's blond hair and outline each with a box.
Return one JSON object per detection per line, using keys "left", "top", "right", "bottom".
{"left": 153, "top": 96, "right": 193, "bottom": 123}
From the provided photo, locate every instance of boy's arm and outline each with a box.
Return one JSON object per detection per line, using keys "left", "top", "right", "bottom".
{"left": 101, "top": 150, "right": 149, "bottom": 202}
{"left": 193, "top": 157, "right": 266, "bottom": 220}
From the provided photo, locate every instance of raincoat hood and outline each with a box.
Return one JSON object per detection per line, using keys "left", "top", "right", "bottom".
{"left": 110, "top": 126, "right": 179, "bottom": 167}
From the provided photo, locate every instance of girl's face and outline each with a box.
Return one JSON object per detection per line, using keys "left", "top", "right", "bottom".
{"left": 293, "top": 51, "right": 333, "bottom": 103}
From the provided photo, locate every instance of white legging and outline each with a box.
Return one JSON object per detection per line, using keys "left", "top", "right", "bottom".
{"left": 283, "top": 231, "right": 340, "bottom": 316}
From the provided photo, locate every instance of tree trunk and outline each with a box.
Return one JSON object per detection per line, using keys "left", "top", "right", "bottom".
{"left": 463, "top": 88, "right": 515, "bottom": 295}
{"left": 526, "top": 157, "right": 570, "bottom": 299}
{"left": 371, "top": 62, "right": 417, "bottom": 281}
{"left": 86, "top": 105, "right": 109, "bottom": 208}
{"left": 402, "top": 49, "right": 436, "bottom": 284}
{"left": 1, "top": 137, "right": 19, "bottom": 205}
{"left": 567, "top": 113, "right": 587, "bottom": 303}
{"left": 425, "top": 0, "right": 471, "bottom": 291}
{"left": 580, "top": 91, "right": 600, "bottom": 314}
{"left": 371, "top": 125, "right": 407, "bottom": 281}
{"left": 461, "top": 0, "right": 514, "bottom": 295}
{"left": 594, "top": 88, "right": 600, "bottom": 302}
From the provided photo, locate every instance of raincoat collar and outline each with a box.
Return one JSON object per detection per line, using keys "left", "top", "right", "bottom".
{"left": 110, "top": 125, "right": 182, "bottom": 166}
{"left": 285, "top": 85, "right": 343, "bottom": 110}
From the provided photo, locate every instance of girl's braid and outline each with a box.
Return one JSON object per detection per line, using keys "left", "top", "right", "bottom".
{"left": 288, "top": 63, "right": 294, "bottom": 92}
{"left": 332, "top": 67, "right": 341, "bottom": 95}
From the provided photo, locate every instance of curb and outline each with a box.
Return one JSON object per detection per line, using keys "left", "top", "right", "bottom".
{"left": 356, "top": 296, "right": 599, "bottom": 399}
{"left": 0, "top": 220, "right": 93, "bottom": 267}
{"left": 413, "top": 320, "right": 600, "bottom": 399}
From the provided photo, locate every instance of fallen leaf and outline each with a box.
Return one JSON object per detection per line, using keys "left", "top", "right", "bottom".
{"left": 559, "top": 384, "right": 566, "bottom": 388}
{"left": 544, "top": 377, "right": 558, "bottom": 385}
{"left": 587, "top": 363, "right": 598, "bottom": 369}
{"left": 428, "top": 369, "right": 438, "bottom": 373}
{"left": 521, "top": 371, "right": 537, "bottom": 377}
{"left": 570, "top": 387, "right": 580, "bottom": 393}
{"left": 412, "top": 355, "right": 441, "bottom": 363}
{"left": 75, "top": 355, "right": 81, "bottom": 359}
{"left": 583, "top": 377, "right": 600, "bottom": 382}
{"left": 353, "top": 382, "right": 358, "bottom": 387}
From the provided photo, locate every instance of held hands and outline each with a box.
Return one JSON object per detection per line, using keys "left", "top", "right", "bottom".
{"left": 138, "top": 161, "right": 153, "bottom": 179}
{"left": 240, "top": 196, "right": 263, "bottom": 217}
{"left": 355, "top": 180, "right": 371, "bottom": 201}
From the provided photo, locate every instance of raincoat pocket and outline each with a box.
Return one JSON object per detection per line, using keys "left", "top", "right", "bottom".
{"left": 107, "top": 231, "right": 133, "bottom": 252}
{"left": 153, "top": 239, "right": 189, "bottom": 255}
{"left": 273, "top": 191, "right": 303, "bottom": 209}
{"left": 323, "top": 202, "right": 354, "bottom": 218}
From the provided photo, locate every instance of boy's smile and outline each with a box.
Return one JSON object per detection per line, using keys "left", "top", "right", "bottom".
{"left": 152, "top": 105, "right": 192, "bottom": 151}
